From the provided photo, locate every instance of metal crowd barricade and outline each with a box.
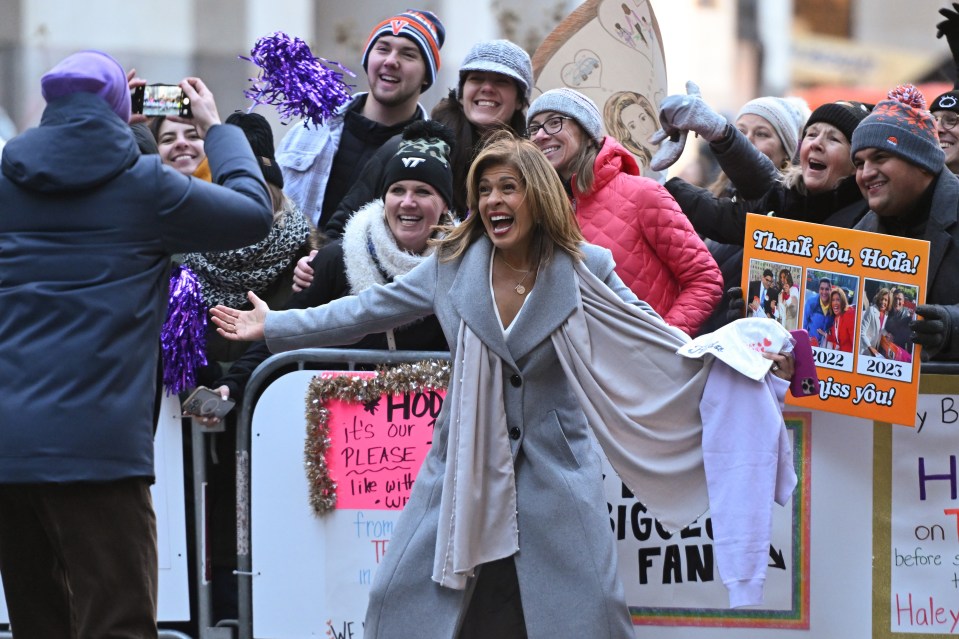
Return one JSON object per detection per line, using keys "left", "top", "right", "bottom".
{"left": 232, "top": 348, "right": 450, "bottom": 639}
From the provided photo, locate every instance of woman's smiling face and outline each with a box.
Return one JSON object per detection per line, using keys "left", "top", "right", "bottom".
{"left": 800, "top": 122, "right": 854, "bottom": 194}
{"left": 156, "top": 120, "right": 206, "bottom": 176}
{"left": 383, "top": 179, "right": 445, "bottom": 254}
{"left": 461, "top": 71, "right": 520, "bottom": 131}
{"left": 478, "top": 163, "right": 534, "bottom": 257}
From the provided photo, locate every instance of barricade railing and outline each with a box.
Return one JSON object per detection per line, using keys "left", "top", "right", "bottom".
{"left": 222, "top": 352, "right": 951, "bottom": 639}
{"left": 232, "top": 348, "right": 450, "bottom": 639}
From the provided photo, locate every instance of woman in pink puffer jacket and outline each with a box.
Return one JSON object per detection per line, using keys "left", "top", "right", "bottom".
{"left": 527, "top": 88, "right": 721, "bottom": 335}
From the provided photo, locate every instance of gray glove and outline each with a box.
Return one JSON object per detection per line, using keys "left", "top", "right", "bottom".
{"left": 657, "top": 81, "right": 727, "bottom": 142}
{"left": 911, "top": 304, "right": 958, "bottom": 361}
{"left": 648, "top": 81, "right": 726, "bottom": 171}
{"left": 649, "top": 128, "right": 688, "bottom": 172}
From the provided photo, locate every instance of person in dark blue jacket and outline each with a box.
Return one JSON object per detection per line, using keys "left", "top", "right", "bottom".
{"left": 0, "top": 50, "right": 272, "bottom": 638}
{"left": 803, "top": 277, "right": 835, "bottom": 347}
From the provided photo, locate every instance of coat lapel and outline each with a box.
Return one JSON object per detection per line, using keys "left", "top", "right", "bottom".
{"left": 506, "top": 248, "right": 579, "bottom": 363}
{"left": 448, "top": 237, "right": 516, "bottom": 367}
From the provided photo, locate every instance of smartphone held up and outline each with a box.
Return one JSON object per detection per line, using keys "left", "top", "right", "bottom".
{"left": 131, "top": 83, "right": 192, "bottom": 118}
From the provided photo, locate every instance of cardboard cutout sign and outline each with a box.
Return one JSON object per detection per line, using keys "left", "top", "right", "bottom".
{"left": 532, "top": 0, "right": 667, "bottom": 178}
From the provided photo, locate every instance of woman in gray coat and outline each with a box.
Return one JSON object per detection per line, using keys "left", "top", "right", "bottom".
{"left": 212, "top": 133, "right": 792, "bottom": 637}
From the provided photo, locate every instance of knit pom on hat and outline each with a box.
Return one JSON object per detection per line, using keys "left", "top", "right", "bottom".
{"left": 362, "top": 10, "right": 445, "bottom": 91}
{"left": 527, "top": 88, "right": 603, "bottom": 142}
{"left": 850, "top": 83, "right": 944, "bottom": 174}
{"left": 381, "top": 120, "right": 455, "bottom": 209}
{"left": 458, "top": 40, "right": 533, "bottom": 102}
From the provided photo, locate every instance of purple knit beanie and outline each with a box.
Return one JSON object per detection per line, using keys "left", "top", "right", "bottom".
{"left": 41, "top": 50, "right": 131, "bottom": 122}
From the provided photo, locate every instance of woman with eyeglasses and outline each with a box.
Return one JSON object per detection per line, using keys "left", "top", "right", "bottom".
{"left": 526, "top": 88, "right": 721, "bottom": 336}
{"left": 930, "top": 90, "right": 959, "bottom": 175}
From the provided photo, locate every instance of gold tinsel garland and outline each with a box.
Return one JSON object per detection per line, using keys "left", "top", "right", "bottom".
{"left": 304, "top": 359, "right": 451, "bottom": 516}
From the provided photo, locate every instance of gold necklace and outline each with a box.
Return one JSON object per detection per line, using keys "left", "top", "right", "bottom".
{"left": 498, "top": 253, "right": 533, "bottom": 295}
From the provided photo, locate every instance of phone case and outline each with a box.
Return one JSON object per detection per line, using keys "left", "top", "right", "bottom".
{"left": 789, "top": 329, "right": 820, "bottom": 397}
{"left": 181, "top": 386, "right": 235, "bottom": 418}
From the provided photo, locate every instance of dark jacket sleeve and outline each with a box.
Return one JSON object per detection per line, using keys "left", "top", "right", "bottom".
{"left": 324, "top": 135, "right": 402, "bottom": 240}
{"left": 709, "top": 125, "right": 782, "bottom": 201}
{"left": 666, "top": 178, "right": 782, "bottom": 246}
{"left": 216, "top": 242, "right": 349, "bottom": 401}
{"left": 154, "top": 124, "right": 273, "bottom": 253}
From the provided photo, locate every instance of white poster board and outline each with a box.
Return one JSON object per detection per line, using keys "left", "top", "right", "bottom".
{"left": 248, "top": 368, "right": 894, "bottom": 638}
{"left": 888, "top": 391, "right": 959, "bottom": 634}
{"left": 0, "top": 394, "right": 190, "bottom": 623}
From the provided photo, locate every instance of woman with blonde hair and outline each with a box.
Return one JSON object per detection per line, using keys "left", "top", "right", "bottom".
{"left": 209, "top": 131, "right": 794, "bottom": 637}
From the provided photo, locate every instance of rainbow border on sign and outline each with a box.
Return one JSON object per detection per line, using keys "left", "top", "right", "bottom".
{"left": 629, "top": 412, "right": 812, "bottom": 629}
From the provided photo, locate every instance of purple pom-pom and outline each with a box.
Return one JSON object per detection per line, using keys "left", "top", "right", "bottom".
{"left": 241, "top": 32, "right": 355, "bottom": 128}
{"left": 161, "top": 265, "right": 208, "bottom": 396}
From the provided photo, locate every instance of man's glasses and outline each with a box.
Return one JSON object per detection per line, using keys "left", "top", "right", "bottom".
{"left": 526, "top": 116, "right": 574, "bottom": 138}
{"left": 934, "top": 111, "right": 958, "bottom": 131}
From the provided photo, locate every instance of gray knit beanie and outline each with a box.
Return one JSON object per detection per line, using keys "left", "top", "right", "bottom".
{"left": 458, "top": 40, "right": 533, "bottom": 101}
{"left": 736, "top": 96, "right": 809, "bottom": 162}
{"left": 850, "top": 84, "right": 944, "bottom": 175}
{"left": 527, "top": 88, "right": 603, "bottom": 142}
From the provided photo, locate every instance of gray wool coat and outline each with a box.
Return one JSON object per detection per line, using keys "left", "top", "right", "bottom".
{"left": 266, "top": 236, "right": 648, "bottom": 639}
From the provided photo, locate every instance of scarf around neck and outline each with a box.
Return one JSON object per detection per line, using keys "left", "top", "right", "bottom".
{"left": 432, "top": 259, "right": 713, "bottom": 589}
{"left": 340, "top": 199, "right": 437, "bottom": 293}
{"left": 182, "top": 199, "right": 313, "bottom": 309}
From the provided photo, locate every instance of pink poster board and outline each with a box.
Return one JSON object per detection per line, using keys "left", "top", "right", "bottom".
{"left": 321, "top": 372, "right": 444, "bottom": 510}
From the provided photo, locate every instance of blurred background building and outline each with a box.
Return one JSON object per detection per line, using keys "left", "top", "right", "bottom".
{"left": 0, "top": 0, "right": 954, "bottom": 148}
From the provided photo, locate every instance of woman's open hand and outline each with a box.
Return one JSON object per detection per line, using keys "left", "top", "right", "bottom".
{"left": 210, "top": 291, "right": 270, "bottom": 341}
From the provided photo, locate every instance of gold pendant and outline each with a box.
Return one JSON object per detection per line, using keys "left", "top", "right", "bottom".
{"left": 515, "top": 284, "right": 526, "bottom": 295}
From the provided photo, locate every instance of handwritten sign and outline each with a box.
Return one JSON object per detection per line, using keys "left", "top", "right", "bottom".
{"left": 743, "top": 214, "right": 929, "bottom": 426}
{"left": 532, "top": 0, "right": 668, "bottom": 178}
{"left": 325, "top": 386, "right": 440, "bottom": 511}
{"left": 887, "top": 390, "right": 959, "bottom": 635}
{"left": 310, "top": 370, "right": 444, "bottom": 511}
{"left": 612, "top": 414, "right": 810, "bottom": 628}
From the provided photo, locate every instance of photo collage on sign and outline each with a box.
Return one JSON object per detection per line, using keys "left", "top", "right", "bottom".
{"left": 747, "top": 258, "right": 919, "bottom": 385}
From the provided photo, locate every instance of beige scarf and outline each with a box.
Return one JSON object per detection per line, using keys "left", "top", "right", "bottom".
{"left": 432, "top": 260, "right": 712, "bottom": 590}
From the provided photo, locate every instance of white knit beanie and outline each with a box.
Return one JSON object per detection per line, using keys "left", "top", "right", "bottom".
{"left": 736, "top": 96, "right": 810, "bottom": 162}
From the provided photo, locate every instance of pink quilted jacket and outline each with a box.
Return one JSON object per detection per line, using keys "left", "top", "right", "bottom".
{"left": 573, "top": 137, "right": 722, "bottom": 335}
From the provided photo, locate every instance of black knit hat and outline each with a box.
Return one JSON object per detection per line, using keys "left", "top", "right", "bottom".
{"left": 380, "top": 120, "right": 454, "bottom": 209}
{"left": 225, "top": 111, "right": 283, "bottom": 189}
{"left": 803, "top": 100, "right": 873, "bottom": 144}
{"left": 931, "top": 90, "right": 959, "bottom": 115}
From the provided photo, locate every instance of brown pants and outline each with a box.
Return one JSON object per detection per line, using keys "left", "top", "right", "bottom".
{"left": 0, "top": 478, "right": 158, "bottom": 639}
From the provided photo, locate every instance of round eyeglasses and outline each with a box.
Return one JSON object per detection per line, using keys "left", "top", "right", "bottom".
{"left": 526, "top": 115, "right": 574, "bottom": 138}
{"left": 934, "top": 111, "right": 958, "bottom": 131}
